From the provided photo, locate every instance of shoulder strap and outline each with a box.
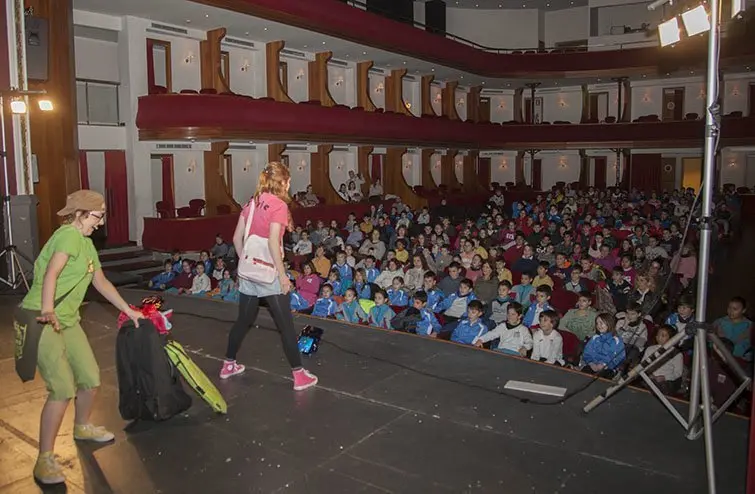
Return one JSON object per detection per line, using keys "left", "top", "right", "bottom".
{"left": 53, "top": 271, "right": 90, "bottom": 309}
{"left": 242, "top": 199, "right": 257, "bottom": 242}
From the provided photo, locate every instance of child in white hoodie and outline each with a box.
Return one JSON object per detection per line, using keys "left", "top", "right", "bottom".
{"left": 474, "top": 301, "right": 532, "bottom": 357}
{"left": 187, "top": 262, "right": 211, "bottom": 296}
{"left": 530, "top": 310, "right": 564, "bottom": 366}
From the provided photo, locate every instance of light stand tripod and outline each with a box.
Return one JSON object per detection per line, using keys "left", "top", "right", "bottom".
{"left": 582, "top": 0, "right": 752, "bottom": 492}
{"left": 0, "top": 89, "right": 48, "bottom": 292}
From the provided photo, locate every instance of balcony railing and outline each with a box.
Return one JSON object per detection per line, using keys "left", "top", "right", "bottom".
{"left": 76, "top": 78, "right": 123, "bottom": 126}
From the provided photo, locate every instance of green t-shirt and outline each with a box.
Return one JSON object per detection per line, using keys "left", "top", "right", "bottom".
{"left": 22, "top": 224, "right": 101, "bottom": 327}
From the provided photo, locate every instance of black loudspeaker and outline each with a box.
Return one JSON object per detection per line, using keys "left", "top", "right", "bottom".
{"left": 425, "top": 0, "right": 446, "bottom": 34}
{"left": 26, "top": 17, "right": 48, "bottom": 82}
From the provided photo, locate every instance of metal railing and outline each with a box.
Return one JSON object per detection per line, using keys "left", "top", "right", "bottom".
{"left": 76, "top": 78, "right": 123, "bottom": 126}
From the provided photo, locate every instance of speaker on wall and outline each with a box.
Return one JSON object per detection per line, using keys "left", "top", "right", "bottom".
{"left": 366, "top": 0, "right": 414, "bottom": 24}
{"left": 25, "top": 16, "right": 48, "bottom": 82}
{"left": 425, "top": 0, "right": 446, "bottom": 34}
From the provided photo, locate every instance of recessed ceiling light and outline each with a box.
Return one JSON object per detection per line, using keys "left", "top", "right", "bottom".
{"left": 244, "top": 31, "right": 249, "bottom": 36}
{"left": 460, "top": 75, "right": 464, "bottom": 79}
{"left": 205, "top": 14, "right": 209, "bottom": 18}
{"left": 747, "top": 66, "right": 752, "bottom": 71}
{"left": 322, "top": 41, "right": 326, "bottom": 45}
{"left": 546, "top": 2, "right": 550, "bottom": 5}
{"left": 186, "top": 19, "right": 191, "bottom": 23}
{"left": 498, "top": 3, "right": 502, "bottom": 6}
{"left": 689, "top": 70, "right": 695, "bottom": 74}
{"left": 363, "top": 51, "right": 367, "bottom": 55}
{"left": 507, "top": 83, "right": 511, "bottom": 87}
{"left": 431, "top": 68, "right": 435, "bottom": 72}
{"left": 475, "top": 3, "right": 479, "bottom": 6}
{"left": 303, "top": 44, "right": 308, "bottom": 48}
{"left": 403, "top": 61, "right": 407, "bottom": 65}
{"left": 570, "top": 1, "right": 573, "bottom": 4}
{"left": 642, "top": 74, "right": 647, "bottom": 78}
{"left": 665, "top": 72, "right": 670, "bottom": 76}
{"left": 482, "top": 81, "right": 486, "bottom": 85}
{"left": 264, "top": 27, "right": 268, "bottom": 31}
{"left": 597, "top": 78, "right": 601, "bottom": 82}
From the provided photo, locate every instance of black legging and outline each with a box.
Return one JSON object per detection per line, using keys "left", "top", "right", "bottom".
{"left": 225, "top": 293, "right": 302, "bottom": 369}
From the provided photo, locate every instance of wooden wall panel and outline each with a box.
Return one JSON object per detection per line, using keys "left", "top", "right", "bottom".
{"left": 265, "top": 41, "right": 294, "bottom": 103}
{"left": 356, "top": 61, "right": 376, "bottom": 111}
{"left": 200, "top": 28, "right": 230, "bottom": 93}
{"left": 384, "top": 148, "right": 427, "bottom": 210}
{"left": 308, "top": 51, "right": 336, "bottom": 106}
{"left": 514, "top": 88, "right": 524, "bottom": 123}
{"left": 385, "top": 69, "right": 410, "bottom": 115}
{"left": 421, "top": 149, "right": 436, "bottom": 189}
{"left": 268, "top": 143, "right": 287, "bottom": 163}
{"left": 421, "top": 75, "right": 437, "bottom": 117}
{"left": 441, "top": 81, "right": 459, "bottom": 120}
{"left": 357, "top": 146, "right": 374, "bottom": 197}
{"left": 26, "top": 0, "right": 80, "bottom": 244}
{"left": 311, "top": 145, "right": 345, "bottom": 205}
{"left": 440, "top": 150, "right": 462, "bottom": 189}
{"left": 204, "top": 141, "right": 240, "bottom": 216}
{"left": 467, "top": 87, "right": 481, "bottom": 123}
{"left": 462, "top": 151, "right": 480, "bottom": 193}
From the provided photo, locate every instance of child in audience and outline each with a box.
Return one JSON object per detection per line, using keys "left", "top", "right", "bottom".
{"left": 435, "top": 244, "right": 454, "bottom": 274}
{"left": 394, "top": 239, "right": 410, "bottom": 264}
{"left": 532, "top": 261, "right": 554, "bottom": 289}
{"left": 333, "top": 251, "right": 353, "bottom": 285}
{"left": 495, "top": 259, "right": 513, "bottom": 284}
{"left": 564, "top": 266, "right": 586, "bottom": 293}
{"left": 450, "top": 300, "right": 488, "bottom": 345}
{"left": 405, "top": 254, "right": 428, "bottom": 293}
{"left": 187, "top": 262, "right": 211, "bottom": 296}
{"left": 211, "top": 257, "right": 226, "bottom": 281}
{"left": 559, "top": 291, "right": 598, "bottom": 342}
{"left": 198, "top": 250, "right": 212, "bottom": 275}
{"left": 327, "top": 269, "right": 343, "bottom": 297}
{"left": 531, "top": 310, "right": 565, "bottom": 366}
{"left": 412, "top": 291, "right": 442, "bottom": 337}
{"left": 387, "top": 277, "right": 409, "bottom": 307}
{"left": 369, "top": 290, "right": 395, "bottom": 329}
{"left": 522, "top": 285, "right": 554, "bottom": 329}
{"left": 293, "top": 231, "right": 313, "bottom": 255}
{"left": 294, "top": 262, "right": 322, "bottom": 310}
{"left": 438, "top": 261, "right": 463, "bottom": 296}
{"left": 642, "top": 324, "right": 684, "bottom": 395}
{"left": 213, "top": 269, "right": 239, "bottom": 302}
{"left": 374, "top": 259, "right": 404, "bottom": 290}
{"left": 357, "top": 255, "right": 380, "bottom": 283}
{"left": 608, "top": 267, "right": 632, "bottom": 312}
{"left": 665, "top": 296, "right": 695, "bottom": 334}
{"left": 312, "top": 246, "right": 332, "bottom": 278}
{"left": 714, "top": 296, "right": 752, "bottom": 361}
{"left": 581, "top": 312, "right": 625, "bottom": 377}
{"left": 312, "top": 284, "right": 338, "bottom": 318}
{"left": 615, "top": 302, "right": 648, "bottom": 367}
{"left": 352, "top": 268, "right": 373, "bottom": 300}
{"left": 167, "top": 259, "right": 195, "bottom": 294}
{"left": 170, "top": 250, "right": 183, "bottom": 274}
{"left": 438, "top": 278, "right": 477, "bottom": 322}
{"left": 580, "top": 256, "right": 603, "bottom": 282}
{"left": 416, "top": 272, "right": 444, "bottom": 312}
{"left": 474, "top": 302, "right": 532, "bottom": 357}
{"left": 337, "top": 287, "right": 368, "bottom": 323}
{"left": 619, "top": 255, "right": 636, "bottom": 286}
{"left": 343, "top": 244, "right": 357, "bottom": 267}
{"left": 490, "top": 281, "right": 513, "bottom": 325}
{"left": 148, "top": 260, "right": 175, "bottom": 291}
{"left": 549, "top": 252, "right": 571, "bottom": 280}
{"left": 511, "top": 272, "right": 535, "bottom": 308}
{"left": 512, "top": 245, "right": 539, "bottom": 274}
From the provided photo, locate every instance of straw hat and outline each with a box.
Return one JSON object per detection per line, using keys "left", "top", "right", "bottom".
{"left": 57, "top": 190, "right": 106, "bottom": 216}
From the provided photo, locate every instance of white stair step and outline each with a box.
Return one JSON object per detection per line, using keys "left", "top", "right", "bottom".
{"left": 101, "top": 254, "right": 158, "bottom": 268}
{"left": 97, "top": 245, "right": 143, "bottom": 256}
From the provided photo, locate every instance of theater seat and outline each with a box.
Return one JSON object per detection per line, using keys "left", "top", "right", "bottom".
{"left": 557, "top": 329, "right": 581, "bottom": 364}
{"left": 188, "top": 199, "right": 206, "bottom": 217}
{"left": 550, "top": 289, "right": 578, "bottom": 314}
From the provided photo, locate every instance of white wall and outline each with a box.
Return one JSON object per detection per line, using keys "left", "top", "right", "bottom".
{"left": 454, "top": 154, "right": 464, "bottom": 184}
{"left": 287, "top": 151, "right": 311, "bottom": 195}
{"left": 430, "top": 153, "right": 442, "bottom": 186}
{"left": 329, "top": 148, "right": 357, "bottom": 192}
{"left": 402, "top": 151, "right": 421, "bottom": 187}
{"left": 413, "top": 1, "right": 426, "bottom": 25}
{"left": 455, "top": 89, "right": 468, "bottom": 121}
{"left": 446, "top": 8, "right": 540, "bottom": 49}
{"left": 78, "top": 126, "right": 127, "bottom": 150}
{"left": 369, "top": 73, "right": 386, "bottom": 109}
{"left": 430, "top": 84, "right": 442, "bottom": 115}
{"left": 539, "top": 87, "right": 582, "bottom": 123}
{"left": 171, "top": 151, "right": 205, "bottom": 207}
{"left": 86, "top": 152, "right": 107, "bottom": 200}
{"left": 148, "top": 33, "right": 202, "bottom": 92}
{"left": 227, "top": 147, "right": 267, "bottom": 203}
{"left": 487, "top": 92, "right": 515, "bottom": 123}
{"left": 222, "top": 44, "right": 260, "bottom": 97}
{"left": 328, "top": 64, "right": 353, "bottom": 106}
{"left": 539, "top": 152, "right": 581, "bottom": 190}
{"left": 150, "top": 156, "right": 162, "bottom": 205}
{"left": 631, "top": 77, "right": 709, "bottom": 119}
{"left": 284, "top": 57, "right": 309, "bottom": 102}
{"left": 595, "top": 2, "right": 661, "bottom": 36}
{"left": 75, "top": 37, "right": 120, "bottom": 82}
{"left": 723, "top": 75, "right": 754, "bottom": 116}
{"left": 586, "top": 83, "right": 620, "bottom": 121}
{"left": 403, "top": 78, "right": 421, "bottom": 116}
{"left": 489, "top": 153, "right": 517, "bottom": 185}
{"left": 544, "top": 7, "right": 589, "bottom": 47}
{"left": 720, "top": 148, "right": 748, "bottom": 187}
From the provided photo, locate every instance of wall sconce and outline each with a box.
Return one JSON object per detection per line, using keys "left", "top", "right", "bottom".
{"left": 728, "top": 159, "right": 737, "bottom": 168}
{"left": 697, "top": 88, "right": 706, "bottom": 100}
{"left": 375, "top": 82, "right": 384, "bottom": 94}
{"left": 499, "top": 158, "right": 508, "bottom": 170}
{"left": 187, "top": 159, "right": 197, "bottom": 173}
{"left": 295, "top": 69, "right": 305, "bottom": 80}
{"left": 184, "top": 51, "right": 195, "bottom": 64}
{"left": 434, "top": 92, "right": 442, "bottom": 103}
{"left": 336, "top": 160, "right": 344, "bottom": 171}
{"left": 612, "top": 162, "right": 618, "bottom": 170}
{"left": 404, "top": 101, "right": 412, "bottom": 110}
{"left": 297, "top": 159, "right": 307, "bottom": 171}
{"left": 433, "top": 157, "right": 441, "bottom": 170}
{"left": 731, "top": 86, "right": 740, "bottom": 97}
{"left": 404, "top": 159, "right": 412, "bottom": 169}
{"left": 558, "top": 156, "right": 567, "bottom": 168}
{"left": 497, "top": 100, "right": 506, "bottom": 110}
{"left": 334, "top": 76, "right": 344, "bottom": 87}
{"left": 642, "top": 93, "right": 651, "bottom": 103}
{"left": 242, "top": 159, "right": 251, "bottom": 172}
{"left": 558, "top": 99, "right": 568, "bottom": 108}
{"left": 240, "top": 59, "right": 251, "bottom": 72}
{"left": 456, "top": 98, "right": 465, "bottom": 107}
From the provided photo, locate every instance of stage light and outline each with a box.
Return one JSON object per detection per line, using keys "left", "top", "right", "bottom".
{"left": 658, "top": 17, "right": 681, "bottom": 46}
{"left": 681, "top": 5, "right": 711, "bottom": 36}
{"left": 10, "top": 99, "right": 27, "bottom": 114}
{"left": 38, "top": 99, "right": 53, "bottom": 111}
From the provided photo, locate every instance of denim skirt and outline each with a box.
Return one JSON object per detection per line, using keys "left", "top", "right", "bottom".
{"left": 239, "top": 276, "right": 282, "bottom": 297}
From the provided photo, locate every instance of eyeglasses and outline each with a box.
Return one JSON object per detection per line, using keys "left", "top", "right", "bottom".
{"left": 90, "top": 212, "right": 106, "bottom": 222}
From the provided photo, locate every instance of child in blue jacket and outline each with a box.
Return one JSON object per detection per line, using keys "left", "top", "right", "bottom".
{"left": 352, "top": 269, "right": 373, "bottom": 300}
{"left": 387, "top": 276, "right": 409, "bottom": 307}
{"left": 148, "top": 261, "right": 176, "bottom": 291}
{"left": 312, "top": 284, "right": 338, "bottom": 318}
{"left": 337, "top": 288, "right": 368, "bottom": 323}
{"left": 412, "top": 291, "right": 441, "bottom": 337}
{"left": 450, "top": 300, "right": 488, "bottom": 345}
{"left": 581, "top": 312, "right": 626, "bottom": 377}
{"left": 437, "top": 279, "right": 477, "bottom": 322}
{"left": 522, "top": 285, "right": 554, "bottom": 329}
{"left": 368, "top": 290, "right": 395, "bottom": 329}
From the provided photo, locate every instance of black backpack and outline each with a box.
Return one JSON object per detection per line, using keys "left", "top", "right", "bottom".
{"left": 116, "top": 319, "right": 192, "bottom": 422}
{"left": 391, "top": 307, "right": 423, "bottom": 333}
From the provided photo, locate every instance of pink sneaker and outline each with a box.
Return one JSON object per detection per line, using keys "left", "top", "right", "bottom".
{"left": 220, "top": 360, "right": 245, "bottom": 379}
{"left": 292, "top": 368, "right": 318, "bottom": 391}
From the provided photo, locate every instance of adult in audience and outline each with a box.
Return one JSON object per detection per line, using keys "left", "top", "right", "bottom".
{"left": 368, "top": 178, "right": 383, "bottom": 201}
{"left": 221, "top": 162, "right": 318, "bottom": 392}
{"left": 347, "top": 181, "right": 363, "bottom": 202}
{"left": 299, "top": 185, "right": 320, "bottom": 207}
{"left": 337, "top": 183, "right": 350, "bottom": 202}
{"left": 359, "top": 229, "right": 386, "bottom": 260}
{"left": 211, "top": 233, "right": 230, "bottom": 259}
{"left": 489, "top": 188, "right": 505, "bottom": 208}
{"left": 347, "top": 170, "right": 365, "bottom": 191}
{"left": 20, "top": 190, "right": 143, "bottom": 485}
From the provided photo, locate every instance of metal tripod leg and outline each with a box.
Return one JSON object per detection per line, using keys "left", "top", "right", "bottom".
{"left": 0, "top": 245, "right": 32, "bottom": 291}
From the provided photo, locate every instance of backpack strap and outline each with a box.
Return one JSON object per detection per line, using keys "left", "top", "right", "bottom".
{"left": 242, "top": 199, "right": 257, "bottom": 242}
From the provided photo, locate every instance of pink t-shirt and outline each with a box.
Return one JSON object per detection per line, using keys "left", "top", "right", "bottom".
{"left": 241, "top": 193, "right": 289, "bottom": 241}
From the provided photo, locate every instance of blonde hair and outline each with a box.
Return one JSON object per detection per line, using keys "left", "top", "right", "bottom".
{"left": 254, "top": 162, "right": 291, "bottom": 204}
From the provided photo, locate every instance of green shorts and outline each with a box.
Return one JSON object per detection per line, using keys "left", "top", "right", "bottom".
{"left": 37, "top": 323, "right": 100, "bottom": 401}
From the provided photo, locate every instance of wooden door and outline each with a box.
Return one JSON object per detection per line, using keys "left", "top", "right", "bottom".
{"left": 663, "top": 88, "right": 684, "bottom": 121}
{"left": 661, "top": 157, "right": 676, "bottom": 191}
{"left": 104, "top": 151, "right": 130, "bottom": 246}
{"left": 479, "top": 97, "right": 491, "bottom": 123}
{"left": 682, "top": 157, "right": 702, "bottom": 190}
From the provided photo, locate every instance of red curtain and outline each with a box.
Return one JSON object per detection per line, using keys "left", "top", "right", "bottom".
{"left": 594, "top": 156, "right": 607, "bottom": 189}
{"left": 478, "top": 157, "right": 491, "bottom": 190}
{"left": 104, "top": 151, "right": 129, "bottom": 246}
{"left": 161, "top": 155, "right": 175, "bottom": 209}
{"left": 629, "top": 153, "right": 662, "bottom": 192}
{"left": 371, "top": 154, "right": 382, "bottom": 182}
{"left": 532, "top": 159, "right": 542, "bottom": 190}
{"left": 79, "top": 151, "right": 90, "bottom": 189}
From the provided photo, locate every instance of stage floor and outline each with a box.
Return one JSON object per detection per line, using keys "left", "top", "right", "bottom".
{"left": 0, "top": 294, "right": 748, "bottom": 494}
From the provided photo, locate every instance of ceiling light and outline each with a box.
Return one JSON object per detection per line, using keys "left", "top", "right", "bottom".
{"left": 431, "top": 68, "right": 435, "bottom": 72}
{"left": 205, "top": 14, "right": 209, "bottom": 18}
{"left": 681, "top": 5, "right": 710, "bottom": 37}
{"left": 658, "top": 17, "right": 681, "bottom": 47}
{"left": 482, "top": 81, "right": 486, "bottom": 85}
{"left": 363, "top": 51, "right": 367, "bottom": 55}
{"left": 10, "top": 100, "right": 26, "bottom": 114}
{"left": 303, "top": 44, "right": 307, "bottom": 48}
{"left": 322, "top": 41, "right": 326, "bottom": 45}
{"left": 185, "top": 19, "right": 191, "bottom": 24}
{"left": 244, "top": 31, "right": 249, "bottom": 36}
{"left": 403, "top": 61, "right": 407, "bottom": 64}
{"left": 38, "top": 99, "right": 53, "bottom": 111}
{"left": 498, "top": 3, "right": 502, "bottom": 6}
{"left": 263, "top": 27, "right": 268, "bottom": 31}
{"left": 546, "top": 2, "right": 550, "bottom": 5}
